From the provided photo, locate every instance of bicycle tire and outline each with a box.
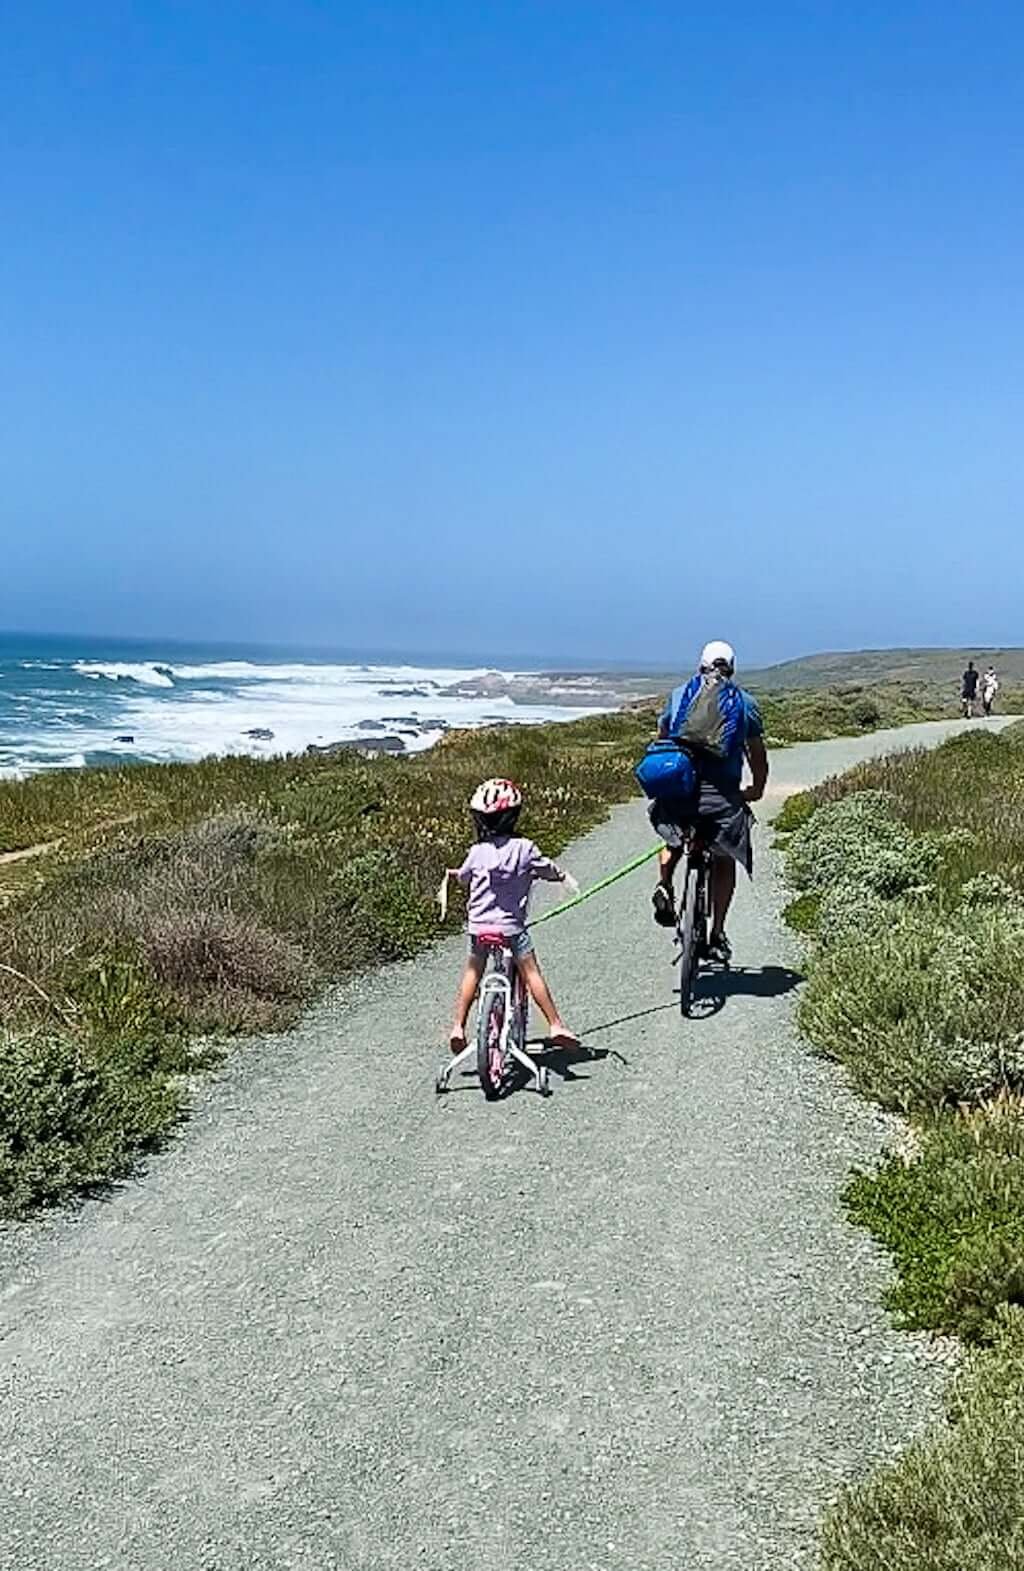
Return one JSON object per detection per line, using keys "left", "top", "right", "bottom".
{"left": 677, "top": 859, "right": 701, "bottom": 1015}
{"left": 476, "top": 956, "right": 508, "bottom": 1100}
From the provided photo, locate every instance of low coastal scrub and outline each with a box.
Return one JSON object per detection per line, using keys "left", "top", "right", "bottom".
{"left": 778, "top": 731, "right": 1024, "bottom": 1565}
{"left": 756, "top": 681, "right": 948, "bottom": 746}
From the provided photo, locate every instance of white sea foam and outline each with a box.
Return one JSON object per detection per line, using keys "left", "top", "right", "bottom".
{"left": 73, "top": 661, "right": 175, "bottom": 688}
{"left": 1, "top": 658, "right": 607, "bottom": 774}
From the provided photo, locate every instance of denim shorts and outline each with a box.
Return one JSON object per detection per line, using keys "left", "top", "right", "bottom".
{"left": 469, "top": 930, "right": 534, "bottom": 962}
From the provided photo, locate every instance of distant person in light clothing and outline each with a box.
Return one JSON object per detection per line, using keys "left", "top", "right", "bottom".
{"left": 981, "top": 666, "right": 1000, "bottom": 717}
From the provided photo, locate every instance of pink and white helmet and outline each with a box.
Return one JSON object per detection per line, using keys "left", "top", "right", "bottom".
{"left": 470, "top": 778, "right": 523, "bottom": 815}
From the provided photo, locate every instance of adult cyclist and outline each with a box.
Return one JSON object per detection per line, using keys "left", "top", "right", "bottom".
{"left": 649, "top": 640, "right": 769, "bottom": 965}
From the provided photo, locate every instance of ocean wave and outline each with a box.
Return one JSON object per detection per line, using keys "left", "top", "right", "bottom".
{"left": 1, "top": 654, "right": 607, "bottom": 775}
{"left": 73, "top": 662, "right": 175, "bottom": 688}
{"left": 165, "top": 661, "right": 498, "bottom": 687}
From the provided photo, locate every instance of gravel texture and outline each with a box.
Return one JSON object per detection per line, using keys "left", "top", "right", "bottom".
{"left": 0, "top": 718, "right": 1006, "bottom": 1570}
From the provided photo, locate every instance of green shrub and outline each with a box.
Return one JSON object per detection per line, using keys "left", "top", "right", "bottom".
{"left": 782, "top": 890, "right": 822, "bottom": 934}
{"left": 0, "top": 1028, "right": 181, "bottom": 1217}
{"left": 774, "top": 790, "right": 818, "bottom": 833}
{"left": 959, "top": 872, "right": 1021, "bottom": 909}
{"left": 331, "top": 850, "right": 436, "bottom": 962}
{"left": 821, "top": 1306, "right": 1024, "bottom": 1570}
{"left": 68, "top": 952, "right": 181, "bottom": 1041}
{"left": 787, "top": 791, "right": 936, "bottom": 898}
{"left": 846, "top": 1106, "right": 1024, "bottom": 1341}
{"left": 850, "top": 695, "right": 882, "bottom": 728}
{"left": 799, "top": 904, "right": 1024, "bottom": 1111}
{"left": 816, "top": 881, "right": 893, "bottom": 949}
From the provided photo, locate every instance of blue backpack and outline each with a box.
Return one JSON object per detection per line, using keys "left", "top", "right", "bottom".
{"left": 634, "top": 739, "right": 698, "bottom": 801}
{"left": 634, "top": 673, "right": 746, "bottom": 801}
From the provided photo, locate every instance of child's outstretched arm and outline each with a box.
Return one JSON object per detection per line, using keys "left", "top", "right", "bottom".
{"left": 528, "top": 844, "right": 579, "bottom": 896}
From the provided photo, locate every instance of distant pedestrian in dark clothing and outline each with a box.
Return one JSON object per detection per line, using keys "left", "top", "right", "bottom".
{"left": 961, "top": 661, "right": 979, "bottom": 718}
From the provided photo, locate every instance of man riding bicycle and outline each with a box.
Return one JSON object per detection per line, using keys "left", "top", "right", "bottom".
{"left": 649, "top": 640, "right": 769, "bottom": 965}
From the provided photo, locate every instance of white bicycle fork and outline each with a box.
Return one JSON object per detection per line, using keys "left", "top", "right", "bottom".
{"left": 437, "top": 965, "right": 547, "bottom": 1095}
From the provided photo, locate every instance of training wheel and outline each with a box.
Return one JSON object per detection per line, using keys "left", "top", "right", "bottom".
{"left": 536, "top": 1066, "right": 552, "bottom": 1097}
{"left": 435, "top": 1067, "right": 449, "bottom": 1096}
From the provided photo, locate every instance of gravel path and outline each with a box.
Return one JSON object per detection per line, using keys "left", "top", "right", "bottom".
{"left": 0, "top": 718, "right": 1006, "bottom": 1570}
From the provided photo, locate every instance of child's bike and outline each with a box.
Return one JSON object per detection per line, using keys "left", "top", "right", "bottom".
{"left": 435, "top": 932, "right": 552, "bottom": 1100}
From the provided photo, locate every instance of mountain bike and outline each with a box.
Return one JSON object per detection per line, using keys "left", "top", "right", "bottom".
{"left": 435, "top": 933, "right": 552, "bottom": 1100}
{"left": 675, "top": 831, "right": 713, "bottom": 1015}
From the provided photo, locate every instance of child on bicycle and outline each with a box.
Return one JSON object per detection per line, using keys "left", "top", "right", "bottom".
{"left": 444, "top": 778, "right": 580, "bottom": 1052}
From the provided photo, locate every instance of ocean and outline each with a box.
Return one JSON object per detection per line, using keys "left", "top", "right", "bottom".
{"left": 0, "top": 634, "right": 608, "bottom": 778}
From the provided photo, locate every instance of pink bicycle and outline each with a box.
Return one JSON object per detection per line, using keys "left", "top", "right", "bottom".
{"left": 435, "top": 932, "right": 551, "bottom": 1100}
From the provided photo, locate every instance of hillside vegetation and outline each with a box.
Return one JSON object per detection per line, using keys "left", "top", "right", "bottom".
{"left": 747, "top": 645, "right": 1024, "bottom": 692}
{"left": 776, "top": 724, "right": 1024, "bottom": 1569}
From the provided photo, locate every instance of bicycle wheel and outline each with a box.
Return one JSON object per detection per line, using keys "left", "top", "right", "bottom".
{"left": 677, "top": 859, "right": 701, "bottom": 1016}
{"left": 476, "top": 956, "right": 509, "bottom": 1100}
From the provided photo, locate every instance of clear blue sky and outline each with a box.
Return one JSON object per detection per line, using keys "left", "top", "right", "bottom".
{"left": 3, "top": 1, "right": 1022, "bottom": 665}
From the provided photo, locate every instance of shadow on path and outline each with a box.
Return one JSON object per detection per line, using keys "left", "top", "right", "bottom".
{"left": 694, "top": 964, "right": 804, "bottom": 1002}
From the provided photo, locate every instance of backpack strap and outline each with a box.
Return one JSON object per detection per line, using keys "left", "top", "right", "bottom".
{"left": 667, "top": 674, "right": 702, "bottom": 736}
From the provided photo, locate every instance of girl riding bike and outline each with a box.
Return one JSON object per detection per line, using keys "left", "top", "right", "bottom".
{"left": 446, "top": 778, "right": 579, "bottom": 1054}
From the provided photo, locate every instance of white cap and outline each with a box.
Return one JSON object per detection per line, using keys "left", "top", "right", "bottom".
{"left": 700, "top": 639, "right": 736, "bottom": 671}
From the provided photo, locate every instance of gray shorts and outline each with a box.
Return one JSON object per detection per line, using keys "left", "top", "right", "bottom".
{"left": 469, "top": 930, "right": 535, "bottom": 962}
{"left": 649, "top": 781, "right": 754, "bottom": 876}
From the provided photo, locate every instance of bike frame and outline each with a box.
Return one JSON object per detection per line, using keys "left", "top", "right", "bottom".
{"left": 438, "top": 936, "right": 548, "bottom": 1096}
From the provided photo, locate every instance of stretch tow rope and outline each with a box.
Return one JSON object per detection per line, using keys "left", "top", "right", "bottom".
{"left": 526, "top": 843, "right": 661, "bottom": 929}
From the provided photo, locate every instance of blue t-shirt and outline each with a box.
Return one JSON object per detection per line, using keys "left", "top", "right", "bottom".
{"left": 659, "top": 677, "right": 764, "bottom": 789}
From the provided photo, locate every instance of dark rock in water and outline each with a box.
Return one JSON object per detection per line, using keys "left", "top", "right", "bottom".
{"left": 244, "top": 728, "right": 275, "bottom": 741}
{"left": 356, "top": 719, "right": 383, "bottom": 730}
{"left": 381, "top": 715, "right": 421, "bottom": 726}
{"left": 381, "top": 686, "right": 431, "bottom": 698}
{"left": 114, "top": 734, "right": 135, "bottom": 744}
{"left": 307, "top": 735, "right": 407, "bottom": 758}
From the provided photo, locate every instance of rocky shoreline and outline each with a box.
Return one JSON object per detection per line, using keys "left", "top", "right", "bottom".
{"left": 304, "top": 669, "right": 666, "bottom": 757}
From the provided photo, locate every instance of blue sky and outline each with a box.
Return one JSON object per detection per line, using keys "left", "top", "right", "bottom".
{"left": 2, "top": 1, "right": 1022, "bottom": 665}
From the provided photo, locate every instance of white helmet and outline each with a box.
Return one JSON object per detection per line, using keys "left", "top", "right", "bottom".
{"left": 469, "top": 778, "right": 523, "bottom": 815}
{"left": 700, "top": 639, "right": 736, "bottom": 673}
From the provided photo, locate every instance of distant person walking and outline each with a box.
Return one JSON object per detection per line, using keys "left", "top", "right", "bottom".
{"left": 981, "top": 665, "right": 1000, "bottom": 717}
{"left": 961, "top": 660, "right": 979, "bottom": 718}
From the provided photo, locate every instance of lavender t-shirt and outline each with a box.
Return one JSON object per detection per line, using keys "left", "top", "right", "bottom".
{"left": 456, "top": 835, "right": 562, "bottom": 935}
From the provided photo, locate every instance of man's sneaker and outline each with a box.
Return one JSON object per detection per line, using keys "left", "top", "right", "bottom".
{"left": 706, "top": 931, "right": 732, "bottom": 966}
{"left": 652, "top": 883, "right": 677, "bottom": 928}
